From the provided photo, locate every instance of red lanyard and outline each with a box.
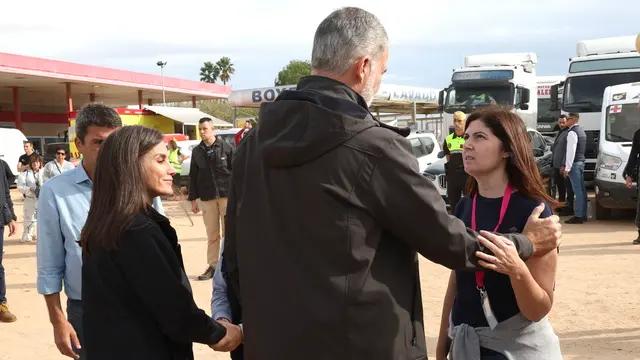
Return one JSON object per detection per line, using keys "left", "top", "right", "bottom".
{"left": 471, "top": 183, "right": 513, "bottom": 289}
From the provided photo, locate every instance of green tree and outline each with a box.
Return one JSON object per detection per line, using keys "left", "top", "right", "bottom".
{"left": 200, "top": 61, "right": 220, "bottom": 83}
{"left": 275, "top": 60, "right": 311, "bottom": 86}
{"left": 216, "top": 57, "right": 235, "bottom": 85}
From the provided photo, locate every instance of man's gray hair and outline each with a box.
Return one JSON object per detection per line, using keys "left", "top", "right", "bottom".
{"left": 75, "top": 103, "right": 122, "bottom": 142}
{"left": 312, "top": 7, "right": 388, "bottom": 76}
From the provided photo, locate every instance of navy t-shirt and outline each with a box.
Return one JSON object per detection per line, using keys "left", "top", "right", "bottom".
{"left": 451, "top": 191, "right": 552, "bottom": 328}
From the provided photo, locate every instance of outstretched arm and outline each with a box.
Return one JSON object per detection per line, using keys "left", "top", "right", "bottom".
{"left": 361, "top": 135, "right": 538, "bottom": 270}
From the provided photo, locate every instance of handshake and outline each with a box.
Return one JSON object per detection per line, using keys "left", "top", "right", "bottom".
{"left": 209, "top": 318, "right": 243, "bottom": 352}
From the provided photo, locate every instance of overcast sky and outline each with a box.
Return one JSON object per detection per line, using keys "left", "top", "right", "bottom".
{"left": 1, "top": 0, "right": 639, "bottom": 91}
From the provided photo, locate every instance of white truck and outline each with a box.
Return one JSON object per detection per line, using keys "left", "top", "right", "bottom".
{"left": 438, "top": 52, "right": 538, "bottom": 134}
{"left": 536, "top": 76, "right": 565, "bottom": 136}
{"left": 550, "top": 36, "right": 640, "bottom": 182}
{"left": 593, "top": 82, "right": 640, "bottom": 219}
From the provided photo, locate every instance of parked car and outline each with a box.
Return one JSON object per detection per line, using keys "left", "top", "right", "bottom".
{"left": 423, "top": 128, "right": 555, "bottom": 205}
{"left": 406, "top": 130, "right": 442, "bottom": 173}
{"left": 216, "top": 128, "right": 243, "bottom": 147}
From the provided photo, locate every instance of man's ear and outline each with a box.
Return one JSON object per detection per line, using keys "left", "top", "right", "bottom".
{"left": 355, "top": 56, "right": 371, "bottom": 83}
{"left": 74, "top": 136, "right": 83, "bottom": 152}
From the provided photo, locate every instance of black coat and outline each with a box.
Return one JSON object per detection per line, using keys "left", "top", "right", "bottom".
{"left": 1, "top": 159, "right": 15, "bottom": 186}
{"left": 223, "top": 76, "right": 534, "bottom": 360}
{"left": 0, "top": 159, "right": 15, "bottom": 225}
{"left": 188, "top": 138, "right": 235, "bottom": 201}
{"left": 82, "top": 208, "right": 226, "bottom": 360}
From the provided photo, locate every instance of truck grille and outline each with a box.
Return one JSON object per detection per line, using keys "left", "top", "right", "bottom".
{"left": 439, "top": 175, "right": 447, "bottom": 189}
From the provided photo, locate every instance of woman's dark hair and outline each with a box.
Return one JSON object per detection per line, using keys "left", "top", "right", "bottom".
{"left": 80, "top": 125, "right": 165, "bottom": 253}
{"left": 464, "top": 107, "right": 560, "bottom": 209}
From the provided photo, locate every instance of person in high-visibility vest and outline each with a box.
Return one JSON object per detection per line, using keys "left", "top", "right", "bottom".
{"left": 442, "top": 111, "right": 469, "bottom": 211}
{"left": 167, "top": 140, "right": 189, "bottom": 194}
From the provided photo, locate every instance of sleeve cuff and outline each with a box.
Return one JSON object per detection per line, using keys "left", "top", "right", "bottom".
{"left": 37, "top": 276, "right": 63, "bottom": 295}
{"left": 213, "top": 310, "right": 233, "bottom": 322}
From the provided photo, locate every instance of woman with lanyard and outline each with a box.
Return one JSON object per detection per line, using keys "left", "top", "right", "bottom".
{"left": 436, "top": 107, "right": 563, "bottom": 360}
{"left": 43, "top": 147, "right": 74, "bottom": 182}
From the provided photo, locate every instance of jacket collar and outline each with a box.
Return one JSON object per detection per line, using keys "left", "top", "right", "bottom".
{"left": 296, "top": 76, "right": 370, "bottom": 110}
{"left": 295, "top": 76, "right": 410, "bottom": 138}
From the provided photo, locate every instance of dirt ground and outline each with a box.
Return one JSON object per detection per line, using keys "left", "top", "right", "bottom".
{"left": 1, "top": 189, "right": 639, "bottom": 360}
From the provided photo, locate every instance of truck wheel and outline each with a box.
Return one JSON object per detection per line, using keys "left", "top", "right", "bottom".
{"left": 594, "top": 199, "right": 612, "bottom": 220}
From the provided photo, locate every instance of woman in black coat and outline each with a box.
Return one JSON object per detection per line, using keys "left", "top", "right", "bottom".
{"left": 80, "top": 125, "right": 238, "bottom": 360}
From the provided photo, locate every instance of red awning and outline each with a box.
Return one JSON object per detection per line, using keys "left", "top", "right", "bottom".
{"left": 163, "top": 133, "right": 189, "bottom": 142}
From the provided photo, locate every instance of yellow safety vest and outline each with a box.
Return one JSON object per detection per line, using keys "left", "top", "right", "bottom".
{"left": 168, "top": 149, "right": 181, "bottom": 174}
{"left": 445, "top": 133, "right": 465, "bottom": 154}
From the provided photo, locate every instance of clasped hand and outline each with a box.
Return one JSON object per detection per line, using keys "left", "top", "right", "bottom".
{"left": 209, "top": 319, "right": 243, "bottom": 352}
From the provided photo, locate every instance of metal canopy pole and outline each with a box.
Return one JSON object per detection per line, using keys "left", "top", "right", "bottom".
{"left": 411, "top": 102, "right": 417, "bottom": 129}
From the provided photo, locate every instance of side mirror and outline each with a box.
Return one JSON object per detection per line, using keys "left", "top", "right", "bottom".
{"left": 437, "top": 89, "right": 445, "bottom": 112}
{"left": 521, "top": 103, "right": 530, "bottom": 110}
{"left": 437, "top": 150, "right": 445, "bottom": 159}
{"left": 520, "top": 88, "right": 531, "bottom": 104}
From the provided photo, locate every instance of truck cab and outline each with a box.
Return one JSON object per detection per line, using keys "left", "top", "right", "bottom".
{"left": 550, "top": 36, "right": 640, "bottom": 182}
{"left": 594, "top": 82, "right": 640, "bottom": 219}
{"left": 438, "top": 52, "right": 538, "bottom": 134}
{"left": 536, "top": 76, "right": 565, "bottom": 136}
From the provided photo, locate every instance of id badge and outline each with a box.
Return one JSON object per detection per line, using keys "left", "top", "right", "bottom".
{"left": 479, "top": 289, "right": 499, "bottom": 330}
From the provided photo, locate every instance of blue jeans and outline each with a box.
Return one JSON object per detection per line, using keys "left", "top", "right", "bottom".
{"left": 67, "top": 299, "right": 84, "bottom": 360}
{"left": 0, "top": 227, "right": 5, "bottom": 303}
{"left": 568, "top": 161, "right": 588, "bottom": 218}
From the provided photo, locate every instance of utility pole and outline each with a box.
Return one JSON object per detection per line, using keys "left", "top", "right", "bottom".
{"left": 156, "top": 61, "right": 167, "bottom": 105}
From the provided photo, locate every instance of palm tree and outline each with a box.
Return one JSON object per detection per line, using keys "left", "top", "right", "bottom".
{"left": 216, "top": 57, "right": 235, "bottom": 85}
{"left": 200, "top": 61, "right": 220, "bottom": 83}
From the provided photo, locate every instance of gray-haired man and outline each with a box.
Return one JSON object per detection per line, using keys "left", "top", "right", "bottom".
{"left": 222, "top": 7, "right": 562, "bottom": 360}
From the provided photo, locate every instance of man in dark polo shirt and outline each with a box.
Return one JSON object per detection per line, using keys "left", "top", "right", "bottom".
{"left": 17, "top": 141, "right": 35, "bottom": 173}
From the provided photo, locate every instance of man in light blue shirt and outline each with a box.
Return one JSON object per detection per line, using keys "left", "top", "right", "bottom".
{"left": 211, "top": 237, "right": 244, "bottom": 358}
{"left": 37, "top": 103, "right": 164, "bottom": 360}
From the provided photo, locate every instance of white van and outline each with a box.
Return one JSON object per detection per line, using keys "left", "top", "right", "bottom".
{"left": 594, "top": 82, "right": 640, "bottom": 219}
{"left": 0, "top": 128, "right": 28, "bottom": 182}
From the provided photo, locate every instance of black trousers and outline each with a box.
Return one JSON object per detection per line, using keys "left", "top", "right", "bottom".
{"left": 446, "top": 170, "right": 468, "bottom": 212}
{"left": 554, "top": 168, "right": 567, "bottom": 202}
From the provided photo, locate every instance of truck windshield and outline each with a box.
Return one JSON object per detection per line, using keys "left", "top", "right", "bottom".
{"left": 564, "top": 72, "right": 640, "bottom": 112}
{"left": 537, "top": 98, "right": 561, "bottom": 129}
{"left": 605, "top": 104, "right": 640, "bottom": 142}
{"left": 444, "top": 85, "right": 512, "bottom": 113}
